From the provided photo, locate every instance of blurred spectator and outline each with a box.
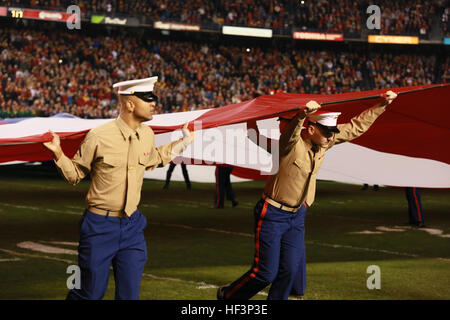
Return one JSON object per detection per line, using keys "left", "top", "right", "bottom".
{"left": 163, "top": 163, "right": 192, "bottom": 190}
{"left": 405, "top": 187, "right": 426, "bottom": 228}
{"left": 213, "top": 165, "right": 238, "bottom": 209}
{"left": 442, "top": 5, "right": 450, "bottom": 37}
{"left": 0, "top": 25, "right": 442, "bottom": 119}
{"left": 3, "top": 0, "right": 439, "bottom": 37}
{"left": 442, "top": 57, "right": 450, "bottom": 83}
{"left": 366, "top": 52, "right": 436, "bottom": 89}
{"left": 362, "top": 0, "right": 435, "bottom": 38}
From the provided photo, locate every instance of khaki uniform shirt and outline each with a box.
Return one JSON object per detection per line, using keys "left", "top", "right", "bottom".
{"left": 55, "top": 117, "right": 186, "bottom": 214}
{"left": 263, "top": 104, "right": 387, "bottom": 207}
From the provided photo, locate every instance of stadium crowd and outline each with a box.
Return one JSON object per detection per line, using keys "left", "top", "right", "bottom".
{"left": 443, "top": 57, "right": 450, "bottom": 83}
{"left": 2, "top": 0, "right": 447, "bottom": 37}
{"left": 362, "top": 0, "right": 435, "bottom": 37}
{"left": 365, "top": 52, "right": 436, "bottom": 89}
{"left": 442, "top": 5, "right": 450, "bottom": 37}
{"left": 0, "top": 25, "right": 442, "bottom": 119}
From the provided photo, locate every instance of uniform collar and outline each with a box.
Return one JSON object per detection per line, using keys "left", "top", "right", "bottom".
{"left": 301, "top": 135, "right": 317, "bottom": 153}
{"left": 116, "top": 116, "right": 143, "bottom": 140}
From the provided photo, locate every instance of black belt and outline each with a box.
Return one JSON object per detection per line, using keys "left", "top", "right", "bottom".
{"left": 261, "top": 193, "right": 304, "bottom": 213}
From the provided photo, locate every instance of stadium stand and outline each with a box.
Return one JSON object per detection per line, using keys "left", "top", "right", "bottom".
{"left": 0, "top": 25, "right": 441, "bottom": 118}
{"left": 0, "top": 1, "right": 448, "bottom": 118}
{"left": 2, "top": 0, "right": 445, "bottom": 37}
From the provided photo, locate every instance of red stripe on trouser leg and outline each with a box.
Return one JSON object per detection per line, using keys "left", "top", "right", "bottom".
{"left": 250, "top": 202, "right": 268, "bottom": 276}
{"left": 413, "top": 187, "right": 422, "bottom": 222}
{"left": 225, "top": 202, "right": 268, "bottom": 299}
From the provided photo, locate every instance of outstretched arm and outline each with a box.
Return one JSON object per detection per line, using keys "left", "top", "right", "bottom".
{"left": 145, "top": 122, "right": 195, "bottom": 170}
{"left": 43, "top": 130, "right": 95, "bottom": 185}
{"left": 332, "top": 90, "right": 398, "bottom": 146}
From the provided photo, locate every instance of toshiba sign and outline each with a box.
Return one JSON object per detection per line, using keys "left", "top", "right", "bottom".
{"left": 293, "top": 31, "right": 343, "bottom": 41}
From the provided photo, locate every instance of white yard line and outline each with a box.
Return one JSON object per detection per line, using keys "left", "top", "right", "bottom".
{"left": 307, "top": 240, "right": 420, "bottom": 258}
{"left": 2, "top": 219, "right": 448, "bottom": 300}
{"left": 1, "top": 203, "right": 39, "bottom": 211}
{"left": 311, "top": 212, "right": 378, "bottom": 223}
{"left": 351, "top": 225, "right": 450, "bottom": 239}
{"left": 148, "top": 221, "right": 253, "bottom": 238}
{"left": 149, "top": 221, "right": 450, "bottom": 262}
{"left": 0, "top": 248, "right": 74, "bottom": 264}
{"left": 0, "top": 203, "right": 81, "bottom": 215}
{"left": 0, "top": 258, "right": 22, "bottom": 262}
{"left": 17, "top": 241, "right": 78, "bottom": 255}
{"left": 419, "top": 228, "right": 450, "bottom": 238}
{"left": 349, "top": 230, "right": 384, "bottom": 235}
{"left": 141, "top": 204, "right": 160, "bottom": 208}
{"left": 64, "top": 206, "right": 84, "bottom": 210}
{"left": 43, "top": 241, "right": 78, "bottom": 246}
{"left": 2, "top": 204, "right": 449, "bottom": 262}
{"left": 0, "top": 246, "right": 282, "bottom": 299}
{"left": 376, "top": 226, "right": 407, "bottom": 232}
{"left": 141, "top": 273, "right": 297, "bottom": 300}
{"left": 0, "top": 181, "right": 64, "bottom": 190}
{"left": 45, "top": 208, "right": 80, "bottom": 215}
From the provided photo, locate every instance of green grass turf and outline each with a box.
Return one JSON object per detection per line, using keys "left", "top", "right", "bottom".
{"left": 0, "top": 164, "right": 449, "bottom": 300}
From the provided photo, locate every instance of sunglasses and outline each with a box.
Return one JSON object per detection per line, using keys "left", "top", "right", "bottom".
{"left": 135, "top": 91, "right": 159, "bottom": 103}
{"left": 124, "top": 92, "right": 158, "bottom": 103}
{"left": 312, "top": 123, "right": 335, "bottom": 138}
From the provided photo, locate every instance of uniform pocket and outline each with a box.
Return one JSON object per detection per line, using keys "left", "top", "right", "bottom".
{"left": 288, "top": 159, "right": 303, "bottom": 178}
{"left": 102, "top": 153, "right": 122, "bottom": 167}
{"left": 138, "top": 154, "right": 150, "bottom": 167}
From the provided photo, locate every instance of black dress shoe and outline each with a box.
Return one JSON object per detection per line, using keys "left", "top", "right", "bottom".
{"left": 290, "top": 289, "right": 304, "bottom": 297}
{"left": 217, "top": 286, "right": 226, "bottom": 300}
{"left": 414, "top": 222, "right": 426, "bottom": 228}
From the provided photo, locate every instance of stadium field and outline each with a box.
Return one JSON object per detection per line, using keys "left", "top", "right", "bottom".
{"left": 0, "top": 164, "right": 449, "bottom": 300}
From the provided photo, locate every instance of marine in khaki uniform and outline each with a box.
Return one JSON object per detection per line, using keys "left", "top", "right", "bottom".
{"left": 43, "top": 76, "right": 194, "bottom": 300}
{"left": 218, "top": 90, "right": 398, "bottom": 300}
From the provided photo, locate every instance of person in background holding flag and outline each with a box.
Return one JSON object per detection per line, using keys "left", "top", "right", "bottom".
{"left": 163, "top": 163, "right": 192, "bottom": 190}
{"left": 218, "top": 90, "right": 398, "bottom": 300}
{"left": 42, "top": 76, "right": 194, "bottom": 300}
{"left": 405, "top": 187, "right": 426, "bottom": 228}
{"left": 213, "top": 165, "right": 239, "bottom": 209}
